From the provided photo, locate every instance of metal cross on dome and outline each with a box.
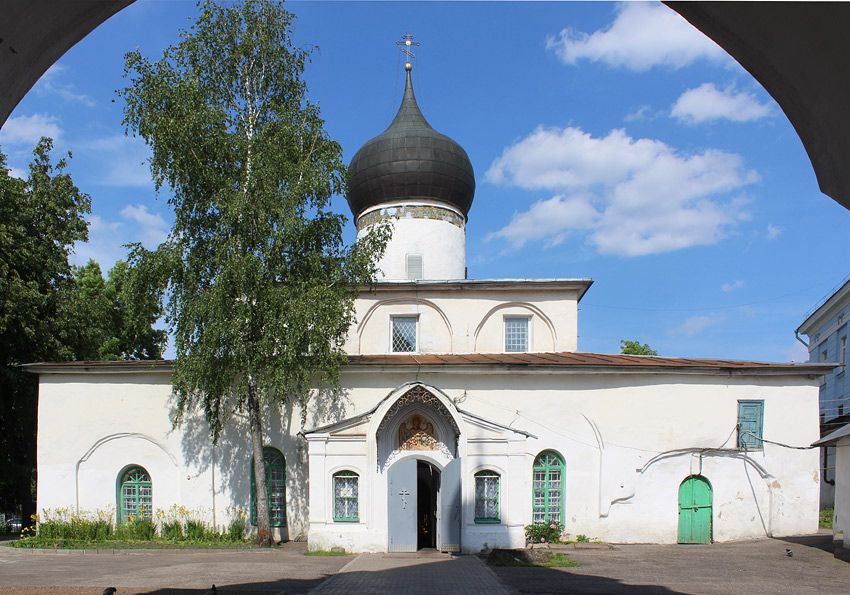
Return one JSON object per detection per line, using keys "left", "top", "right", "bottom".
{"left": 396, "top": 32, "right": 420, "bottom": 71}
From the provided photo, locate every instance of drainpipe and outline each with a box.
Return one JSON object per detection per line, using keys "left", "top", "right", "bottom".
{"left": 795, "top": 331, "right": 809, "bottom": 350}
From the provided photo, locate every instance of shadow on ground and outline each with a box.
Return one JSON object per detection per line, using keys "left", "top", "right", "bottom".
{"left": 490, "top": 565, "right": 685, "bottom": 595}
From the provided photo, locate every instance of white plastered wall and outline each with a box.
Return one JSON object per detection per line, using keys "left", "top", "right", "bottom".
{"left": 37, "top": 368, "right": 820, "bottom": 551}
{"left": 348, "top": 288, "right": 579, "bottom": 354}
{"left": 834, "top": 435, "right": 850, "bottom": 547}
{"left": 358, "top": 215, "right": 466, "bottom": 281}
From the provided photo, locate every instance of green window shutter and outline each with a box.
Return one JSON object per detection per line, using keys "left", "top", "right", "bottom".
{"left": 737, "top": 401, "right": 764, "bottom": 449}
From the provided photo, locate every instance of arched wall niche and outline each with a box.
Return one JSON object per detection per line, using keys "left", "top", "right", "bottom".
{"left": 356, "top": 297, "right": 453, "bottom": 354}
{"left": 473, "top": 302, "right": 557, "bottom": 352}
{"left": 374, "top": 385, "right": 461, "bottom": 471}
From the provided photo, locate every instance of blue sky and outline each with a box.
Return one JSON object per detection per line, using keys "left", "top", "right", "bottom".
{"left": 2, "top": 1, "right": 848, "bottom": 362}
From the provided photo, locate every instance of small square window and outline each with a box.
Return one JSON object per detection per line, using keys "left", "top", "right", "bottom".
{"left": 391, "top": 317, "right": 417, "bottom": 352}
{"left": 505, "top": 317, "right": 529, "bottom": 352}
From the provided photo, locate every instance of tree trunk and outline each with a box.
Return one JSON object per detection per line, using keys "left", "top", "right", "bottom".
{"left": 247, "top": 376, "right": 272, "bottom": 547}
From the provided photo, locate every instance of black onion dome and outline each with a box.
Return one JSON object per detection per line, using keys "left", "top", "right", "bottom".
{"left": 347, "top": 69, "right": 475, "bottom": 219}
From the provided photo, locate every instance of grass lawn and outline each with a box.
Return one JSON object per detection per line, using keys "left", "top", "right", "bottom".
{"left": 305, "top": 549, "right": 350, "bottom": 556}
{"left": 5, "top": 538, "right": 256, "bottom": 550}
{"left": 821, "top": 508, "right": 834, "bottom": 529}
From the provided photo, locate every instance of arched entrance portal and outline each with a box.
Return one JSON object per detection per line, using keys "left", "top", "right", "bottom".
{"left": 387, "top": 456, "right": 460, "bottom": 552}
{"left": 380, "top": 386, "right": 462, "bottom": 553}
{"left": 678, "top": 475, "right": 712, "bottom": 544}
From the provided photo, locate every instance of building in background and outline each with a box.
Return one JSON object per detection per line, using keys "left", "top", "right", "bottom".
{"left": 797, "top": 276, "right": 850, "bottom": 507}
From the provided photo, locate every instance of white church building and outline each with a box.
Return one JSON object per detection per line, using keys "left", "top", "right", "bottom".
{"left": 28, "top": 65, "right": 831, "bottom": 552}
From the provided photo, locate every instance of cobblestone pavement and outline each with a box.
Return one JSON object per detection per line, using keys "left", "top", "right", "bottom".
{"left": 492, "top": 533, "right": 850, "bottom": 595}
{"left": 0, "top": 541, "right": 350, "bottom": 594}
{"left": 308, "top": 552, "right": 513, "bottom": 595}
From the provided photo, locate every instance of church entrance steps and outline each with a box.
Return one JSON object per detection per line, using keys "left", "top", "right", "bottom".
{"left": 308, "top": 553, "right": 513, "bottom": 595}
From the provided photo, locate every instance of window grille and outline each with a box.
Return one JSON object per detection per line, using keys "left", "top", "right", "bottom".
{"left": 406, "top": 254, "right": 423, "bottom": 280}
{"left": 505, "top": 317, "right": 529, "bottom": 352}
{"left": 119, "top": 466, "right": 152, "bottom": 522}
{"left": 391, "top": 317, "right": 417, "bottom": 352}
{"left": 474, "top": 471, "right": 500, "bottom": 523}
{"left": 333, "top": 471, "right": 359, "bottom": 521}
{"left": 251, "top": 447, "right": 287, "bottom": 527}
{"left": 532, "top": 451, "right": 564, "bottom": 524}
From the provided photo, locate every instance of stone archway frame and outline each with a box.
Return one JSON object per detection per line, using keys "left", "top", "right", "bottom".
{"left": 371, "top": 383, "right": 465, "bottom": 472}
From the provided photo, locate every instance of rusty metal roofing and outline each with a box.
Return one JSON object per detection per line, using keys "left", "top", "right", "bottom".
{"left": 21, "top": 352, "right": 834, "bottom": 375}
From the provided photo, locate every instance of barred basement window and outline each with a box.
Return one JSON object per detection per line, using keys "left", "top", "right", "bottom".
{"left": 251, "top": 447, "right": 286, "bottom": 527}
{"left": 391, "top": 316, "right": 417, "bottom": 352}
{"left": 504, "top": 317, "right": 529, "bottom": 352}
{"left": 532, "top": 450, "right": 564, "bottom": 524}
{"left": 333, "top": 471, "right": 359, "bottom": 522}
{"left": 118, "top": 466, "right": 152, "bottom": 522}
{"left": 474, "top": 470, "right": 500, "bottom": 523}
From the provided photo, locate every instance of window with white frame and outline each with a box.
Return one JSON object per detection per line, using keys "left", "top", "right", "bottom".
{"left": 504, "top": 317, "right": 529, "bottom": 352}
{"left": 333, "top": 471, "right": 359, "bottom": 522}
{"left": 391, "top": 316, "right": 417, "bottom": 352}
{"left": 474, "top": 470, "right": 500, "bottom": 523}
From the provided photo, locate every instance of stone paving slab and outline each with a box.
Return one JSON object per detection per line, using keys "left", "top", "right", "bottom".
{"left": 308, "top": 553, "right": 513, "bottom": 595}
{"left": 0, "top": 542, "right": 350, "bottom": 594}
{"left": 492, "top": 534, "right": 850, "bottom": 594}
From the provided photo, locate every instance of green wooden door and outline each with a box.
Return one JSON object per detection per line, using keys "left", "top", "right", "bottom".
{"left": 678, "top": 476, "right": 712, "bottom": 544}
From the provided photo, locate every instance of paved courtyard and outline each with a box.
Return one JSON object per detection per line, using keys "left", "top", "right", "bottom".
{"left": 1, "top": 534, "right": 850, "bottom": 594}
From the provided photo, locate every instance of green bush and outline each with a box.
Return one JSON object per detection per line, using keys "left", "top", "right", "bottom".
{"left": 161, "top": 520, "right": 183, "bottom": 541}
{"left": 820, "top": 507, "right": 834, "bottom": 529}
{"left": 185, "top": 520, "right": 206, "bottom": 541}
{"left": 227, "top": 518, "right": 245, "bottom": 542}
{"left": 525, "top": 522, "right": 564, "bottom": 544}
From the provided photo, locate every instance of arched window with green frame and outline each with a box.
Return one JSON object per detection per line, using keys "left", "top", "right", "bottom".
{"left": 118, "top": 465, "right": 152, "bottom": 522}
{"left": 250, "top": 447, "right": 286, "bottom": 527}
{"left": 532, "top": 450, "right": 564, "bottom": 524}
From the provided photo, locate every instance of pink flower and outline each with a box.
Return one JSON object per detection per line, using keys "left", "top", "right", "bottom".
{"left": 540, "top": 537, "right": 546, "bottom": 542}
{"left": 549, "top": 523, "right": 556, "bottom": 529}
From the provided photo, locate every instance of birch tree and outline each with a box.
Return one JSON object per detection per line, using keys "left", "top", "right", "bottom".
{"left": 120, "top": 0, "right": 388, "bottom": 545}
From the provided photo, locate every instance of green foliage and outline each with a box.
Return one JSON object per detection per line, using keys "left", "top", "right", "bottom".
{"left": 0, "top": 139, "right": 90, "bottom": 520}
{"left": 13, "top": 507, "right": 249, "bottom": 548}
{"left": 619, "top": 339, "right": 658, "bottom": 356}
{"left": 305, "top": 549, "right": 349, "bottom": 556}
{"left": 525, "top": 522, "right": 564, "bottom": 544}
{"left": 119, "top": 0, "right": 389, "bottom": 545}
{"left": 576, "top": 534, "right": 590, "bottom": 543}
{"left": 227, "top": 517, "right": 246, "bottom": 542}
{"left": 820, "top": 507, "right": 834, "bottom": 529}
{"left": 161, "top": 520, "right": 184, "bottom": 541}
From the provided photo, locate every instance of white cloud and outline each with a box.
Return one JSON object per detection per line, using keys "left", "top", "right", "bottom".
{"left": 120, "top": 204, "right": 168, "bottom": 245}
{"left": 546, "top": 2, "right": 726, "bottom": 71}
{"left": 71, "top": 205, "right": 168, "bottom": 269}
{"left": 486, "top": 126, "right": 757, "bottom": 256}
{"left": 81, "top": 135, "right": 153, "bottom": 188}
{"left": 624, "top": 105, "right": 659, "bottom": 123}
{"left": 0, "top": 114, "right": 61, "bottom": 146}
{"left": 721, "top": 279, "right": 744, "bottom": 292}
{"left": 6, "top": 166, "right": 26, "bottom": 180}
{"left": 766, "top": 224, "right": 782, "bottom": 239}
{"left": 671, "top": 83, "right": 772, "bottom": 124}
{"left": 486, "top": 194, "right": 599, "bottom": 249}
{"left": 674, "top": 314, "right": 725, "bottom": 337}
{"left": 35, "top": 64, "right": 96, "bottom": 107}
